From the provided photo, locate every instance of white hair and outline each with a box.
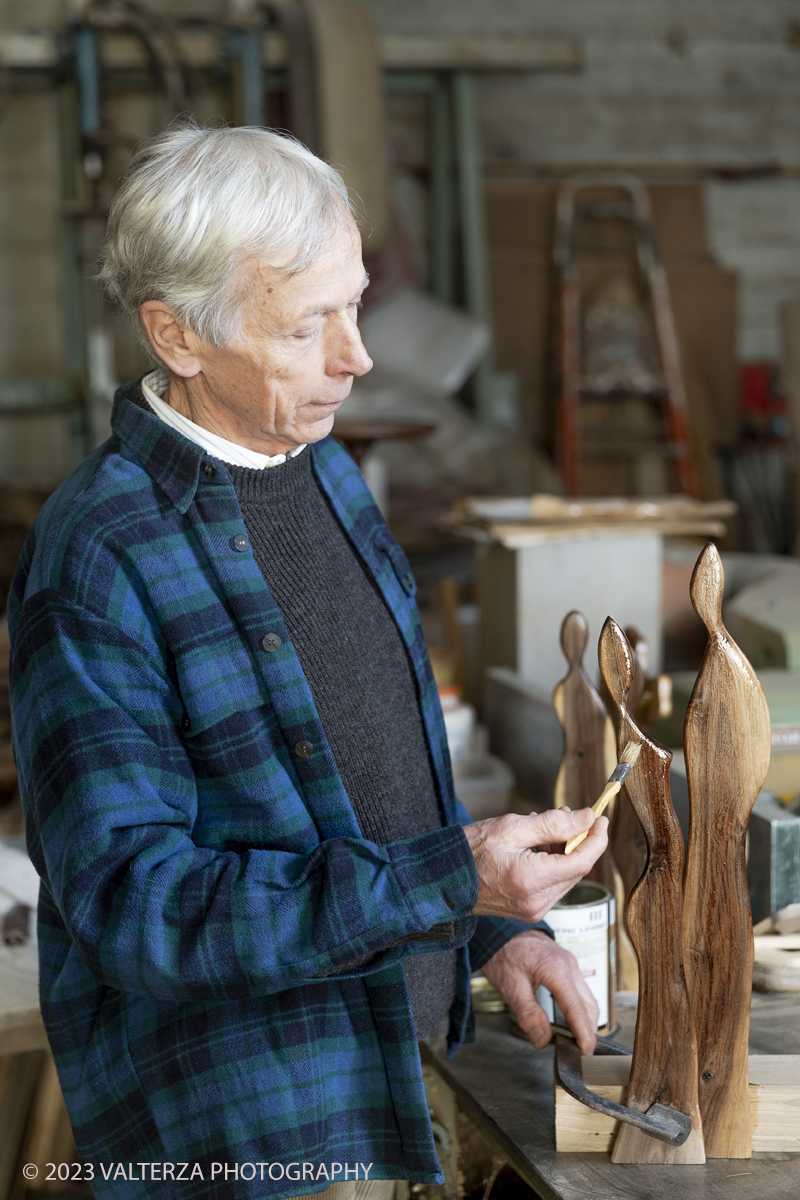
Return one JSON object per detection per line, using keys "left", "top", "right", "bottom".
{"left": 98, "top": 122, "right": 356, "bottom": 351}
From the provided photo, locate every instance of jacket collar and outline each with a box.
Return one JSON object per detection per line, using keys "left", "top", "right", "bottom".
{"left": 112, "top": 376, "right": 220, "bottom": 514}
{"left": 111, "top": 376, "right": 335, "bottom": 516}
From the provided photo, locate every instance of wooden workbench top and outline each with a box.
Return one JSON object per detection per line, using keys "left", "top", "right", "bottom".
{"left": 0, "top": 942, "right": 47, "bottom": 1055}
{"left": 422, "top": 996, "right": 800, "bottom": 1200}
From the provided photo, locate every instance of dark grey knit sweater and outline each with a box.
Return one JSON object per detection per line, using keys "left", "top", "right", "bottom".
{"left": 227, "top": 449, "right": 457, "bottom": 1038}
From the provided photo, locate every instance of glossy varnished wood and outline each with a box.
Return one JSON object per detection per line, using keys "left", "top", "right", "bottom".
{"left": 607, "top": 628, "right": 648, "bottom": 893}
{"left": 682, "top": 543, "right": 772, "bottom": 1158}
{"left": 553, "top": 611, "right": 616, "bottom": 890}
{"left": 599, "top": 618, "right": 705, "bottom": 1163}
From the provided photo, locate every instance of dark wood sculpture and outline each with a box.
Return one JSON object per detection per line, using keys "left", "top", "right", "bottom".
{"left": 682, "top": 543, "right": 771, "bottom": 1158}
{"left": 600, "top": 617, "right": 705, "bottom": 1164}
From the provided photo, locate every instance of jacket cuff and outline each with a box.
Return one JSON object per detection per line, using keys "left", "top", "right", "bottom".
{"left": 468, "top": 916, "right": 554, "bottom": 972}
{"left": 387, "top": 823, "right": 479, "bottom": 931}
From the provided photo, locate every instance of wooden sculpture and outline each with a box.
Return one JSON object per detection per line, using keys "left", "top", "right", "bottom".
{"left": 600, "top": 617, "right": 705, "bottom": 1164}
{"left": 608, "top": 626, "right": 649, "bottom": 905}
{"left": 552, "top": 611, "right": 617, "bottom": 890}
{"left": 553, "top": 610, "right": 639, "bottom": 991}
{"left": 682, "top": 543, "right": 771, "bottom": 1158}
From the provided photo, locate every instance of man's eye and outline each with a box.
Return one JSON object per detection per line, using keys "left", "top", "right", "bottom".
{"left": 293, "top": 327, "right": 318, "bottom": 341}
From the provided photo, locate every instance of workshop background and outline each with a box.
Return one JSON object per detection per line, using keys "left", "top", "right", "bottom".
{"left": 4, "top": 1, "right": 800, "bottom": 1197}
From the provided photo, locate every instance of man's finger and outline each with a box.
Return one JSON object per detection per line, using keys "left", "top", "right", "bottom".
{"left": 520, "top": 816, "right": 609, "bottom": 884}
{"left": 504, "top": 806, "right": 596, "bottom": 850}
{"left": 549, "top": 973, "right": 599, "bottom": 1055}
{"left": 503, "top": 984, "right": 552, "bottom": 1050}
{"left": 559, "top": 814, "right": 609, "bottom": 860}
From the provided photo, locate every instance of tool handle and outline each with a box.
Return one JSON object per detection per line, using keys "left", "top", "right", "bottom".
{"left": 563, "top": 781, "right": 620, "bottom": 855}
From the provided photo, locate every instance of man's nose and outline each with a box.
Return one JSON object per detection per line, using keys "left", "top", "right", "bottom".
{"left": 330, "top": 319, "right": 373, "bottom": 378}
{"left": 349, "top": 330, "right": 373, "bottom": 378}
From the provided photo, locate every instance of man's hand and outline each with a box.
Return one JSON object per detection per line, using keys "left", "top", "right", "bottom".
{"left": 463, "top": 807, "right": 608, "bottom": 924}
{"left": 482, "top": 930, "right": 599, "bottom": 1055}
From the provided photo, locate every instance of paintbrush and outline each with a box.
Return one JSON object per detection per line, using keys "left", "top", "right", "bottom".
{"left": 563, "top": 741, "right": 641, "bottom": 855}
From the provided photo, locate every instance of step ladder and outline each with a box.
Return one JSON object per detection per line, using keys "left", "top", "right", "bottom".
{"left": 553, "top": 176, "right": 699, "bottom": 498}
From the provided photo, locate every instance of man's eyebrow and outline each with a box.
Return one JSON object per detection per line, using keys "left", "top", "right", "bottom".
{"left": 294, "top": 273, "right": 371, "bottom": 321}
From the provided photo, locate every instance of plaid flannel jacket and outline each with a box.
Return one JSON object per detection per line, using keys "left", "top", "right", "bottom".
{"left": 9, "top": 381, "right": 533, "bottom": 1199}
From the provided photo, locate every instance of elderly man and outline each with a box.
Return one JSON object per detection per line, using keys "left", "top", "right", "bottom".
{"left": 9, "top": 126, "right": 607, "bottom": 1199}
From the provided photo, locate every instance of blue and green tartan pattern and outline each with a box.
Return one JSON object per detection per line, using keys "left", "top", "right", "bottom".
{"left": 9, "top": 381, "right": 533, "bottom": 1199}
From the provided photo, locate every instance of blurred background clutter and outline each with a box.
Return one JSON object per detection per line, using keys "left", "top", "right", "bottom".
{"left": 6, "top": 1, "right": 800, "bottom": 1196}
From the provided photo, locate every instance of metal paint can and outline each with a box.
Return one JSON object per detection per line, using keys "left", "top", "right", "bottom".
{"left": 535, "top": 881, "right": 617, "bottom": 1036}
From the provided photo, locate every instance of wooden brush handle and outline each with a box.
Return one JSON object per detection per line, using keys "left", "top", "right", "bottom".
{"left": 563, "top": 781, "right": 620, "bottom": 854}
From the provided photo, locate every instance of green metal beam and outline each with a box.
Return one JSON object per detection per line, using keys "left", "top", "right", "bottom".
{"left": 428, "top": 79, "right": 454, "bottom": 304}
{"left": 452, "top": 70, "right": 495, "bottom": 423}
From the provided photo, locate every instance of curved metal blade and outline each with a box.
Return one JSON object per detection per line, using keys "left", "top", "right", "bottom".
{"left": 555, "top": 1034, "right": 693, "bottom": 1147}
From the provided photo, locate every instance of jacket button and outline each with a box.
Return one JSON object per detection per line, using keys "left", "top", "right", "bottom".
{"left": 201, "top": 462, "right": 216, "bottom": 478}
{"left": 261, "top": 633, "right": 282, "bottom": 652}
{"left": 294, "top": 740, "right": 314, "bottom": 759}
{"left": 231, "top": 534, "right": 250, "bottom": 552}
{"left": 402, "top": 572, "right": 415, "bottom": 593}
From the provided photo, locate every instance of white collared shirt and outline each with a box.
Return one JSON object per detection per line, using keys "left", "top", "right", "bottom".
{"left": 141, "top": 369, "right": 306, "bottom": 470}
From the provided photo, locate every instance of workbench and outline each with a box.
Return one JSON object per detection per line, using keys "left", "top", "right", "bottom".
{"left": 6, "top": 943, "right": 800, "bottom": 1196}
{"left": 421, "top": 995, "right": 800, "bottom": 1200}
{"left": 0, "top": 942, "right": 46, "bottom": 1055}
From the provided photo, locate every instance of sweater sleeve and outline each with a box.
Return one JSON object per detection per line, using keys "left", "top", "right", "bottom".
{"left": 11, "top": 595, "right": 480, "bottom": 1003}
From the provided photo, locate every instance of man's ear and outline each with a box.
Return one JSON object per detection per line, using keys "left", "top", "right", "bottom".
{"left": 139, "top": 302, "right": 203, "bottom": 377}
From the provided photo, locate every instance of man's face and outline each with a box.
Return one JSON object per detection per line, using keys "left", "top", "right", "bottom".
{"left": 166, "top": 219, "right": 373, "bottom": 454}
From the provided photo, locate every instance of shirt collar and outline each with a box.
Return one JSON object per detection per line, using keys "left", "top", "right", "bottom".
{"left": 111, "top": 375, "right": 310, "bottom": 515}
{"left": 141, "top": 369, "right": 307, "bottom": 470}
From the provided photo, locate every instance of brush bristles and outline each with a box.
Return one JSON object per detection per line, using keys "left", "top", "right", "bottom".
{"left": 620, "top": 741, "right": 641, "bottom": 767}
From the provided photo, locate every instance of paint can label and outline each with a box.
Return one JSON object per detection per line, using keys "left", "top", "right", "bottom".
{"left": 536, "top": 883, "right": 613, "bottom": 1030}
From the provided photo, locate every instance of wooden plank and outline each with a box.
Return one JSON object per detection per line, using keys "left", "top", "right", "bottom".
{"left": 380, "top": 35, "right": 580, "bottom": 70}
{"left": 0, "top": 1017, "right": 48, "bottom": 1056}
{"left": 0, "top": 29, "right": 581, "bottom": 73}
{"left": 485, "top": 521, "right": 727, "bottom": 549}
{"left": 599, "top": 618, "right": 704, "bottom": 1164}
{"left": 682, "top": 543, "right": 772, "bottom": 1158}
{"left": 23, "top": 1051, "right": 77, "bottom": 1178}
{"left": 0, "top": 1051, "right": 47, "bottom": 1200}
{"left": 753, "top": 933, "right": 800, "bottom": 992}
{"left": 305, "top": 0, "right": 390, "bottom": 248}
{"left": 0, "top": 944, "right": 49, "bottom": 1053}
{"left": 556, "top": 1055, "right": 800, "bottom": 1154}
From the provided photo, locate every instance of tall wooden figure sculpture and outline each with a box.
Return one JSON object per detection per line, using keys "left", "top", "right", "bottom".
{"left": 600, "top": 618, "right": 705, "bottom": 1164}
{"left": 608, "top": 626, "right": 649, "bottom": 914}
{"left": 682, "top": 544, "right": 771, "bottom": 1158}
{"left": 553, "top": 611, "right": 616, "bottom": 890}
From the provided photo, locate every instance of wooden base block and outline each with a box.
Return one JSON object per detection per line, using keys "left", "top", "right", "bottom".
{"left": 611, "top": 1119, "right": 705, "bottom": 1165}
{"left": 556, "top": 1055, "right": 800, "bottom": 1157}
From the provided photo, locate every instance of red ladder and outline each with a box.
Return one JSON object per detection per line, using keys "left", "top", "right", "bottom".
{"left": 553, "top": 176, "right": 699, "bottom": 498}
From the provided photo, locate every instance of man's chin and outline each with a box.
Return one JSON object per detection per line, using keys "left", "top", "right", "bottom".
{"left": 298, "top": 412, "right": 337, "bottom": 445}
